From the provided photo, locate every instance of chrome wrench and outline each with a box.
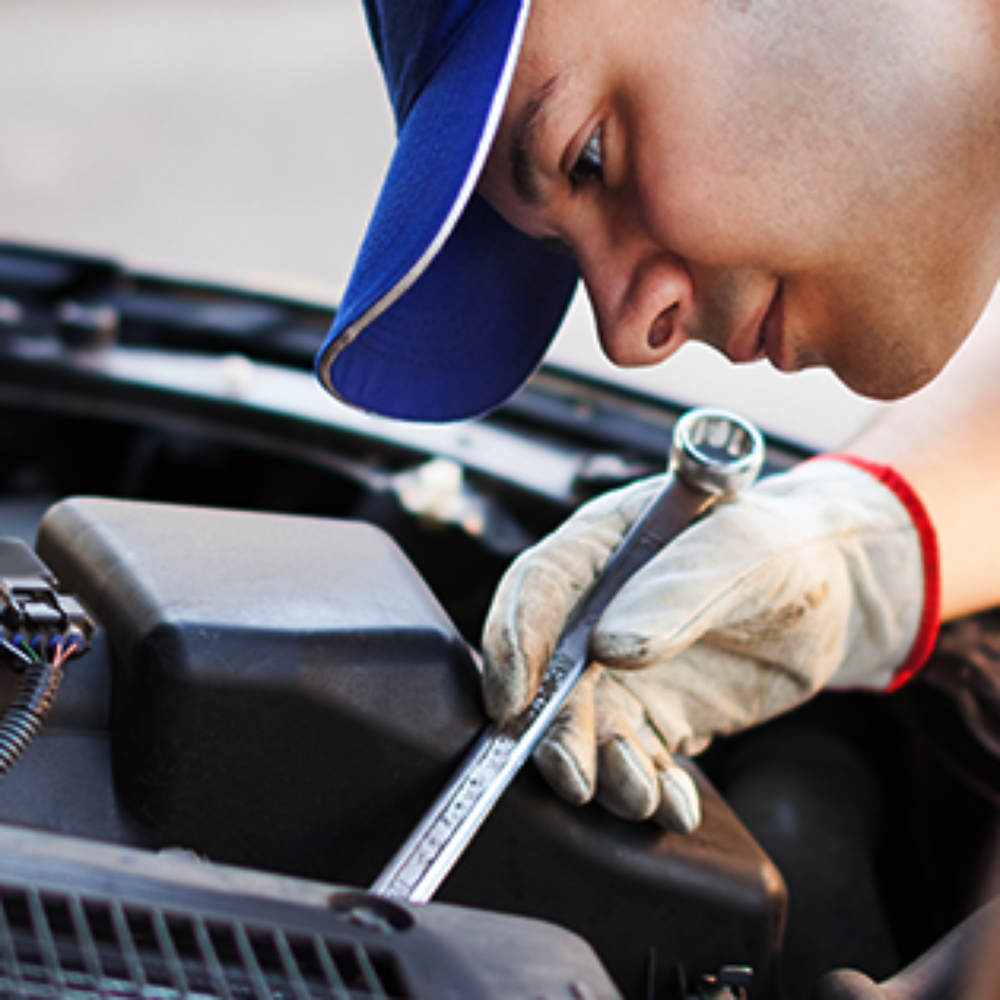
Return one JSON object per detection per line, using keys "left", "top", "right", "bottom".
{"left": 372, "top": 407, "right": 766, "bottom": 903}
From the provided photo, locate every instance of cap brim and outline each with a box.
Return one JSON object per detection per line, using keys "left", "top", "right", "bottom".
{"left": 315, "top": 0, "right": 578, "bottom": 422}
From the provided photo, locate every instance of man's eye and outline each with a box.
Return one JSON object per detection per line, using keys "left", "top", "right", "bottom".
{"left": 568, "top": 126, "right": 604, "bottom": 188}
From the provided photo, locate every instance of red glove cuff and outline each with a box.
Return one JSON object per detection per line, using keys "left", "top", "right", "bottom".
{"left": 818, "top": 454, "right": 940, "bottom": 690}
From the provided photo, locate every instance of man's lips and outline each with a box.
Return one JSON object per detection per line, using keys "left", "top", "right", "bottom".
{"left": 760, "top": 283, "right": 786, "bottom": 369}
{"left": 728, "top": 283, "right": 784, "bottom": 365}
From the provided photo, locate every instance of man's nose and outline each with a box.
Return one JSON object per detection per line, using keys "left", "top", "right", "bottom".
{"left": 575, "top": 214, "right": 694, "bottom": 368}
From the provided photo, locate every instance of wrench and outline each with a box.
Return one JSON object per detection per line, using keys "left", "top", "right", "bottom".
{"left": 372, "top": 407, "right": 766, "bottom": 903}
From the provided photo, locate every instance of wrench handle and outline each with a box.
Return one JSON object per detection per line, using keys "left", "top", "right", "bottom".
{"left": 372, "top": 408, "right": 764, "bottom": 903}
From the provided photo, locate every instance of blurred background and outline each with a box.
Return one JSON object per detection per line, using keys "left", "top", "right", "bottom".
{"left": 0, "top": 0, "right": 883, "bottom": 450}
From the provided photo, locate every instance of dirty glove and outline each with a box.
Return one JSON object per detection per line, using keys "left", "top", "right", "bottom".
{"left": 481, "top": 456, "right": 939, "bottom": 833}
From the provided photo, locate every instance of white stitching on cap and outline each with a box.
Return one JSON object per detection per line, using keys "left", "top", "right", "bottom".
{"left": 318, "top": 0, "right": 534, "bottom": 411}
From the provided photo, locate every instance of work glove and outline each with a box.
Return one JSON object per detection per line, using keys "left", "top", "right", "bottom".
{"left": 481, "top": 456, "right": 939, "bottom": 833}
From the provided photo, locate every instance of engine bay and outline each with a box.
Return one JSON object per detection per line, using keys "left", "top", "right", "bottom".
{"left": 0, "top": 242, "right": 997, "bottom": 999}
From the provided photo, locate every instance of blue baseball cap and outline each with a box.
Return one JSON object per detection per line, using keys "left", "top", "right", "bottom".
{"left": 314, "top": 0, "right": 579, "bottom": 423}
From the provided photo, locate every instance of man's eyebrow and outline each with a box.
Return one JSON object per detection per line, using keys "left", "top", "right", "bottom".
{"left": 508, "top": 74, "right": 561, "bottom": 207}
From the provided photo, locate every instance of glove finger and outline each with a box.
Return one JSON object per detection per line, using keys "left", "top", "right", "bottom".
{"left": 595, "top": 735, "right": 661, "bottom": 821}
{"left": 533, "top": 666, "right": 599, "bottom": 806}
{"left": 608, "top": 664, "right": 709, "bottom": 833}
{"left": 590, "top": 674, "right": 661, "bottom": 821}
{"left": 623, "top": 679, "right": 703, "bottom": 833}
{"left": 593, "top": 673, "right": 703, "bottom": 831}
{"left": 651, "top": 759, "right": 702, "bottom": 834}
{"left": 597, "top": 696, "right": 703, "bottom": 832}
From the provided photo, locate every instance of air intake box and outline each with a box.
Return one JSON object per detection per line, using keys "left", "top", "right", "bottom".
{"left": 37, "top": 498, "right": 483, "bottom": 883}
{"left": 37, "top": 497, "right": 786, "bottom": 999}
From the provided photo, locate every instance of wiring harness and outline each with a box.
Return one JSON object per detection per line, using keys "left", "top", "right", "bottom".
{"left": 0, "top": 539, "right": 93, "bottom": 776}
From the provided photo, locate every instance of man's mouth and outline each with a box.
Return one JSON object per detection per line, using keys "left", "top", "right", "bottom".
{"left": 760, "top": 282, "right": 786, "bottom": 369}
{"left": 727, "top": 283, "right": 783, "bottom": 365}
{"left": 730, "top": 282, "right": 785, "bottom": 367}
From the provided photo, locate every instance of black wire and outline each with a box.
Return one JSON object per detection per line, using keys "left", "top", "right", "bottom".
{"left": 0, "top": 643, "right": 65, "bottom": 776}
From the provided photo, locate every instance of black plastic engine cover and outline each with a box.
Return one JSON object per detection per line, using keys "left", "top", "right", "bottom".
{"left": 37, "top": 498, "right": 484, "bottom": 883}
{"left": 37, "top": 498, "right": 787, "bottom": 998}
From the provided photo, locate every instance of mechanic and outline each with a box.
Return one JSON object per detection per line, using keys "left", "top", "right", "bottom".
{"left": 315, "top": 0, "right": 1000, "bottom": 834}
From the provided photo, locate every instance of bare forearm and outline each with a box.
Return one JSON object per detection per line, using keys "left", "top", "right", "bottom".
{"left": 847, "top": 285, "right": 1000, "bottom": 620}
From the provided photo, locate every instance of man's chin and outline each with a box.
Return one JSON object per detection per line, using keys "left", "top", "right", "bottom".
{"left": 832, "top": 354, "right": 944, "bottom": 403}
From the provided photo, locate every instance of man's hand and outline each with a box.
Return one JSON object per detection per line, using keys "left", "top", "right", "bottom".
{"left": 481, "top": 457, "right": 938, "bottom": 833}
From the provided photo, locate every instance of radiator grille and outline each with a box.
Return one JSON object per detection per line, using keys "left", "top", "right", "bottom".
{"left": 0, "top": 886, "right": 411, "bottom": 999}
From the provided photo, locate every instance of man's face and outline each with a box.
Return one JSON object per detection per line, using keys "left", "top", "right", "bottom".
{"left": 480, "top": 0, "right": 1000, "bottom": 400}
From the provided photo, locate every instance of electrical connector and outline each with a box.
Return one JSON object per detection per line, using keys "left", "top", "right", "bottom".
{"left": 0, "top": 539, "right": 95, "bottom": 776}
{"left": 0, "top": 539, "right": 93, "bottom": 669}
